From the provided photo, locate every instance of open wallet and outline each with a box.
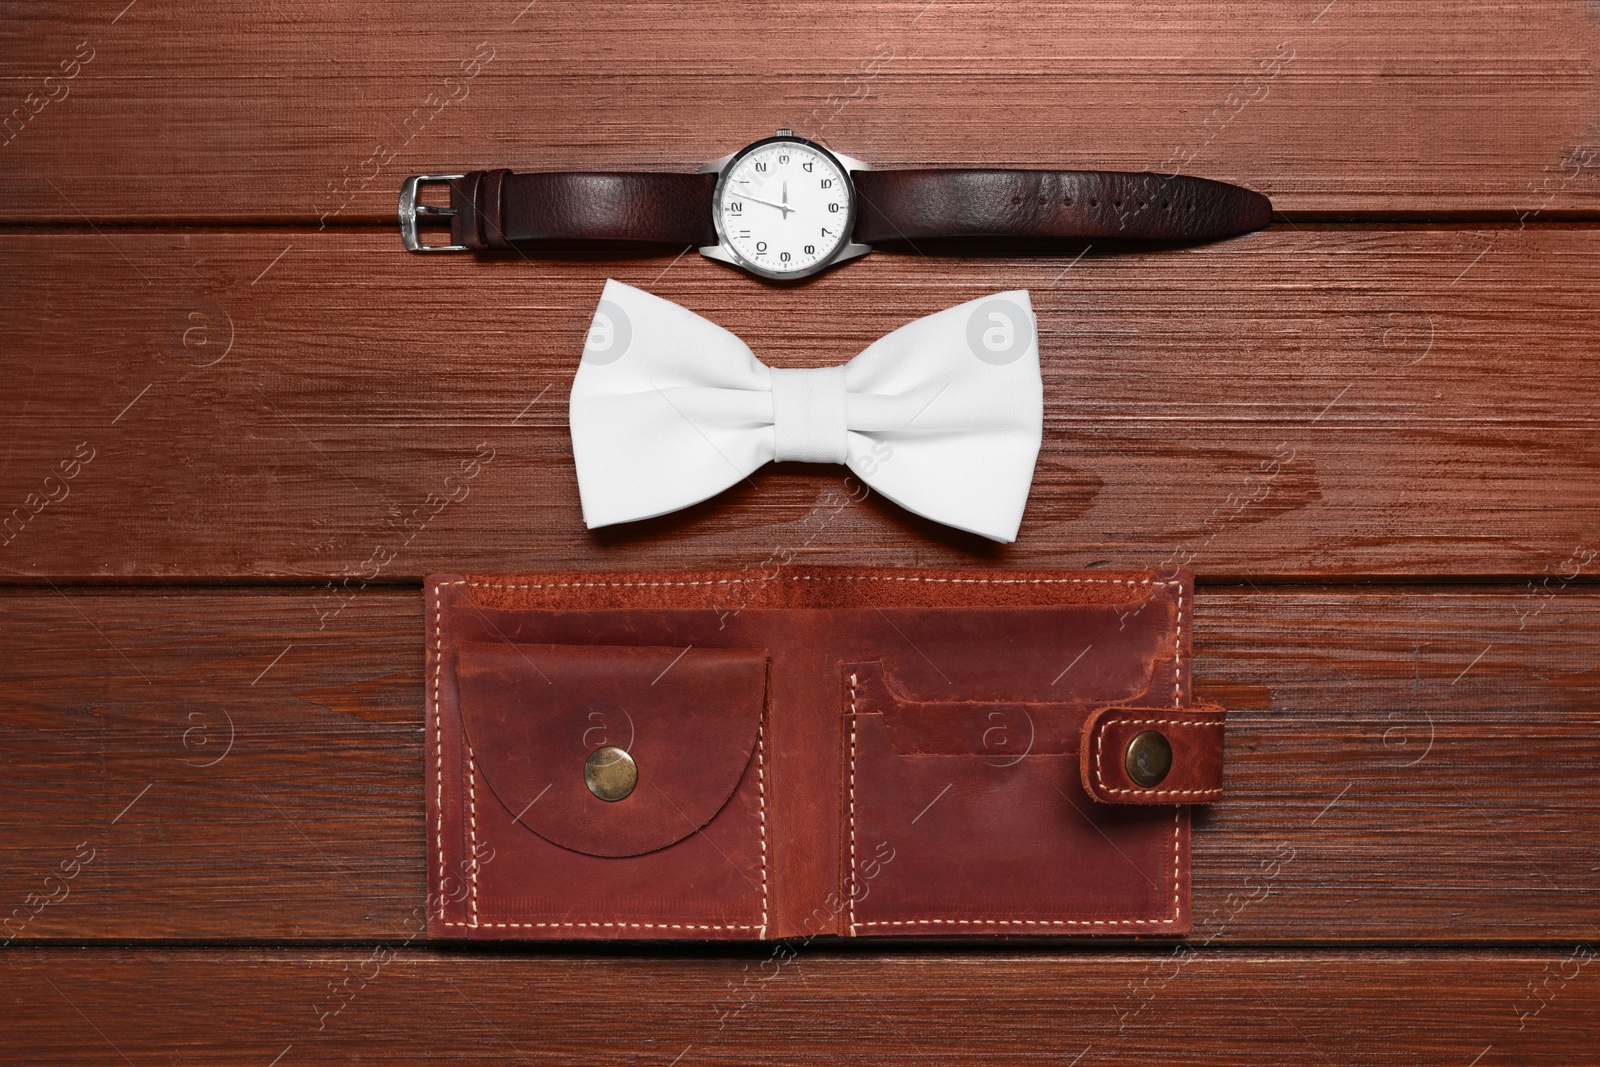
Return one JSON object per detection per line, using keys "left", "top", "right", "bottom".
{"left": 424, "top": 566, "right": 1227, "bottom": 940}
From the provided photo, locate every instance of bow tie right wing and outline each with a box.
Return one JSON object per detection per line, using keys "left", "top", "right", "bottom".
{"left": 569, "top": 279, "right": 775, "bottom": 529}
{"left": 839, "top": 291, "right": 1043, "bottom": 543}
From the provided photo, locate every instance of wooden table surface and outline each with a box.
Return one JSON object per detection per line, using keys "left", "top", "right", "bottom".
{"left": 4, "top": 2, "right": 1598, "bottom": 1063}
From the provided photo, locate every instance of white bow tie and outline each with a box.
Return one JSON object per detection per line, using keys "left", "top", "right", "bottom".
{"left": 568, "top": 280, "right": 1043, "bottom": 542}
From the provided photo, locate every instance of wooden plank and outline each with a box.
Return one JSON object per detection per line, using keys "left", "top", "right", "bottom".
{"left": 1, "top": 227, "right": 1598, "bottom": 578}
{"left": 2, "top": 948, "right": 1596, "bottom": 1065}
{"left": 1, "top": 2, "right": 1598, "bottom": 221}
{"left": 2, "top": 586, "right": 1598, "bottom": 942}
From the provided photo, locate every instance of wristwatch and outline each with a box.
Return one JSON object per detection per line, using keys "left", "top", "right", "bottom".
{"left": 400, "top": 128, "right": 1271, "bottom": 280}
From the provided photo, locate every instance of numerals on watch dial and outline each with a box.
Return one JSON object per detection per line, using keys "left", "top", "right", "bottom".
{"left": 716, "top": 140, "right": 850, "bottom": 276}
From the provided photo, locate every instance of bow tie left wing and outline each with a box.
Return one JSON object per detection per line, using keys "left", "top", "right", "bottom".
{"left": 569, "top": 279, "right": 776, "bottom": 528}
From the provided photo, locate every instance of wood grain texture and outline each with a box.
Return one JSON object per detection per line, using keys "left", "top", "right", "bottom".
{"left": 2, "top": 228, "right": 1597, "bottom": 578}
{"left": 3, "top": 587, "right": 1597, "bottom": 942}
{"left": 3, "top": 949, "right": 1597, "bottom": 1065}
{"left": 2, "top": 2, "right": 1599, "bottom": 221}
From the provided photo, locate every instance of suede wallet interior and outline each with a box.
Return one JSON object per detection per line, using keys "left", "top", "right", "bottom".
{"left": 424, "top": 566, "right": 1226, "bottom": 940}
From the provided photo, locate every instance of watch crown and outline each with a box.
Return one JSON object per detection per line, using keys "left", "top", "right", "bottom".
{"left": 776, "top": 127, "right": 793, "bottom": 137}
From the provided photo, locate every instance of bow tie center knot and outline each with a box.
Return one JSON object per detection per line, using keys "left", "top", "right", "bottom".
{"left": 770, "top": 365, "right": 849, "bottom": 465}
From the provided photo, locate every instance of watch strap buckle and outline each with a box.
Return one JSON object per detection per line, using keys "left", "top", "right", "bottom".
{"left": 399, "top": 174, "right": 468, "bottom": 252}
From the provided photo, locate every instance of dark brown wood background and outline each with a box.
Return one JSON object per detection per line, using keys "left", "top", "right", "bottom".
{"left": 3, "top": 1, "right": 1599, "bottom": 1063}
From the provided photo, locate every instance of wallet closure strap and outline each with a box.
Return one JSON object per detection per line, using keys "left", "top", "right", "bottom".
{"left": 1081, "top": 704, "right": 1226, "bottom": 805}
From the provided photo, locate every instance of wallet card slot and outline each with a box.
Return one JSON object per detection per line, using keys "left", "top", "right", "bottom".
{"left": 850, "top": 594, "right": 1178, "bottom": 707}
{"left": 850, "top": 661, "right": 1085, "bottom": 757}
{"left": 843, "top": 662, "right": 1185, "bottom": 936}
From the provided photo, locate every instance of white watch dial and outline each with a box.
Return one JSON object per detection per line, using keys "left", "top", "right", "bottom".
{"left": 716, "top": 140, "right": 852, "bottom": 277}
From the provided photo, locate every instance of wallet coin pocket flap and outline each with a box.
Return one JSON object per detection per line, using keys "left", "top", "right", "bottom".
{"left": 455, "top": 641, "right": 768, "bottom": 859}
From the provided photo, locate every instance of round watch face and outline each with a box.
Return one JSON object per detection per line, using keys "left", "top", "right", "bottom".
{"left": 713, "top": 137, "right": 855, "bottom": 279}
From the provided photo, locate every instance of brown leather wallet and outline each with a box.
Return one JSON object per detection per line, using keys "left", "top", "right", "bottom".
{"left": 425, "top": 566, "right": 1226, "bottom": 941}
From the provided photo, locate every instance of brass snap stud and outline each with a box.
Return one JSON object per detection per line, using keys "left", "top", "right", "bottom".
{"left": 1125, "top": 730, "right": 1172, "bottom": 788}
{"left": 584, "top": 745, "right": 637, "bottom": 802}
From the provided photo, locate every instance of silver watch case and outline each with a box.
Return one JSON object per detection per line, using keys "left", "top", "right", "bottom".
{"left": 698, "top": 129, "right": 873, "bottom": 280}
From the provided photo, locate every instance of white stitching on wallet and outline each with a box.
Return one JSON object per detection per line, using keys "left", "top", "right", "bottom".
{"left": 1174, "top": 580, "right": 1184, "bottom": 709}
{"left": 438, "top": 920, "right": 762, "bottom": 930}
{"left": 848, "top": 671, "right": 860, "bottom": 937}
{"left": 461, "top": 575, "right": 1157, "bottom": 590}
{"left": 467, "top": 746, "right": 480, "bottom": 928}
{"left": 431, "top": 584, "right": 446, "bottom": 921}
{"left": 757, "top": 704, "right": 769, "bottom": 939}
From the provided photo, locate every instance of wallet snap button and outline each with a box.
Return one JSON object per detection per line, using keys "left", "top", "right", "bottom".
{"left": 584, "top": 745, "right": 637, "bottom": 802}
{"left": 1125, "top": 730, "right": 1172, "bottom": 788}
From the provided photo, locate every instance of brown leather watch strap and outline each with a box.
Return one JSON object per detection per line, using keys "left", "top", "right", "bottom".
{"left": 851, "top": 169, "right": 1271, "bottom": 245}
{"left": 447, "top": 169, "right": 718, "bottom": 251}
{"left": 438, "top": 165, "right": 1267, "bottom": 254}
